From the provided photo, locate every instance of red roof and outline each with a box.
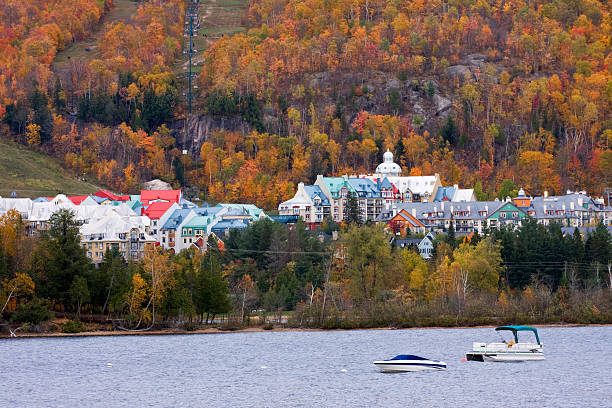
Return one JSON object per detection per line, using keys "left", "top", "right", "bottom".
{"left": 143, "top": 201, "right": 175, "bottom": 220}
{"left": 68, "top": 195, "right": 89, "bottom": 205}
{"left": 94, "top": 190, "right": 130, "bottom": 201}
{"left": 140, "top": 189, "right": 181, "bottom": 205}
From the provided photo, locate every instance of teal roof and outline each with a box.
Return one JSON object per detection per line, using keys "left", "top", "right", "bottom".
{"left": 110, "top": 200, "right": 141, "bottom": 211}
{"left": 184, "top": 215, "right": 215, "bottom": 229}
{"left": 496, "top": 325, "right": 540, "bottom": 344}
{"left": 216, "top": 203, "right": 266, "bottom": 219}
{"left": 321, "top": 177, "right": 354, "bottom": 196}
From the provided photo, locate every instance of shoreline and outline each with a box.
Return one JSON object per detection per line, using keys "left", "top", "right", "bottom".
{"left": 2, "top": 322, "right": 610, "bottom": 340}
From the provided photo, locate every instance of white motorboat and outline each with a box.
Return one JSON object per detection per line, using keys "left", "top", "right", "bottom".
{"left": 373, "top": 355, "right": 447, "bottom": 372}
{"left": 465, "top": 325, "right": 545, "bottom": 362}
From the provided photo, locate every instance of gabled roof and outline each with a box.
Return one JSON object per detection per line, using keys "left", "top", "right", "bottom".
{"left": 216, "top": 203, "right": 266, "bottom": 219}
{"left": 211, "top": 219, "right": 248, "bottom": 231}
{"left": 304, "top": 185, "right": 330, "bottom": 205}
{"left": 161, "top": 208, "right": 193, "bottom": 230}
{"left": 68, "top": 195, "right": 89, "bottom": 205}
{"left": 378, "top": 177, "right": 395, "bottom": 190}
{"left": 390, "top": 209, "right": 426, "bottom": 228}
{"left": 434, "top": 186, "right": 455, "bottom": 202}
{"left": 487, "top": 201, "right": 528, "bottom": 219}
{"left": 347, "top": 178, "right": 380, "bottom": 198}
{"left": 184, "top": 215, "right": 216, "bottom": 230}
{"left": 94, "top": 190, "right": 130, "bottom": 201}
{"left": 140, "top": 190, "right": 181, "bottom": 205}
{"left": 453, "top": 188, "right": 475, "bottom": 202}
{"left": 320, "top": 177, "right": 355, "bottom": 196}
{"left": 143, "top": 201, "right": 175, "bottom": 220}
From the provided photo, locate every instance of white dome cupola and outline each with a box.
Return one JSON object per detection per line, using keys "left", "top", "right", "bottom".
{"left": 375, "top": 149, "right": 402, "bottom": 177}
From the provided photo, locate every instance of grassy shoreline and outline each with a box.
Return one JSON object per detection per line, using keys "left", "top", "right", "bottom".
{"left": 2, "top": 322, "right": 609, "bottom": 340}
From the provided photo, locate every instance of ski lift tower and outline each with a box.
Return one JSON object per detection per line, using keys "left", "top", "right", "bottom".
{"left": 184, "top": 2, "right": 199, "bottom": 115}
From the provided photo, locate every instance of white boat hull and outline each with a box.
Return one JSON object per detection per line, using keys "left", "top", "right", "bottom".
{"left": 373, "top": 360, "right": 447, "bottom": 372}
{"left": 466, "top": 341, "right": 544, "bottom": 362}
{"left": 483, "top": 353, "right": 545, "bottom": 362}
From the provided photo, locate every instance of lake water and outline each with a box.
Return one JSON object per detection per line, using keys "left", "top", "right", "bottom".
{"left": 1, "top": 326, "right": 610, "bottom": 407}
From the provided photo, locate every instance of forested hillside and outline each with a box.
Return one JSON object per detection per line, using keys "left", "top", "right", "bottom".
{"left": 1, "top": 0, "right": 611, "bottom": 205}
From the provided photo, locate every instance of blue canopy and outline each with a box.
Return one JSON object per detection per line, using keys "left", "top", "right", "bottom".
{"left": 495, "top": 326, "right": 540, "bottom": 344}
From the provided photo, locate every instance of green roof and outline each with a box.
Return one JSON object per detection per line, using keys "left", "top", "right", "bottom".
{"left": 184, "top": 215, "right": 214, "bottom": 229}
{"left": 216, "top": 203, "right": 266, "bottom": 219}
{"left": 496, "top": 325, "right": 540, "bottom": 344}
{"left": 321, "top": 177, "right": 354, "bottom": 196}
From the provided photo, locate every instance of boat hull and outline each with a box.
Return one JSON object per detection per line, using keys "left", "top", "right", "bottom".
{"left": 466, "top": 341, "right": 544, "bottom": 362}
{"left": 373, "top": 361, "right": 447, "bottom": 372}
{"left": 466, "top": 352, "right": 545, "bottom": 362}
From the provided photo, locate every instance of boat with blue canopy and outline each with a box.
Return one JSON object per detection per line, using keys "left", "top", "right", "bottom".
{"left": 373, "top": 354, "right": 447, "bottom": 372}
{"left": 466, "top": 325, "right": 544, "bottom": 362}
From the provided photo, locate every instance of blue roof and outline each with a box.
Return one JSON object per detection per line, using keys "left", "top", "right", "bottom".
{"left": 347, "top": 178, "right": 380, "bottom": 198}
{"left": 161, "top": 208, "right": 192, "bottom": 230}
{"left": 161, "top": 207, "right": 224, "bottom": 230}
{"left": 91, "top": 195, "right": 108, "bottom": 204}
{"left": 434, "top": 186, "right": 456, "bottom": 202}
{"left": 211, "top": 219, "right": 248, "bottom": 231}
{"left": 33, "top": 197, "right": 50, "bottom": 203}
{"left": 304, "top": 185, "right": 330, "bottom": 205}
{"left": 378, "top": 177, "right": 394, "bottom": 190}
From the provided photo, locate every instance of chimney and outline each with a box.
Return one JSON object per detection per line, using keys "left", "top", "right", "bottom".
{"left": 570, "top": 202, "right": 574, "bottom": 210}
{"left": 412, "top": 208, "right": 416, "bottom": 217}
{"left": 467, "top": 205, "right": 471, "bottom": 214}
{"left": 578, "top": 197, "right": 583, "bottom": 207}
{"left": 441, "top": 202, "right": 445, "bottom": 211}
{"left": 485, "top": 204, "right": 488, "bottom": 213}
{"left": 543, "top": 204, "right": 547, "bottom": 213}
{"left": 450, "top": 205, "right": 454, "bottom": 213}
{"left": 544, "top": 190, "right": 548, "bottom": 198}
{"left": 453, "top": 184, "right": 458, "bottom": 190}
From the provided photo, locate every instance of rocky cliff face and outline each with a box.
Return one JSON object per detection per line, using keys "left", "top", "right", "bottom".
{"left": 168, "top": 114, "right": 248, "bottom": 156}
{"left": 170, "top": 57, "right": 503, "bottom": 155}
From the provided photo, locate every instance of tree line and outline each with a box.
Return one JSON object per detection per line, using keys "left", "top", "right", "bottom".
{"left": 1, "top": 209, "right": 610, "bottom": 332}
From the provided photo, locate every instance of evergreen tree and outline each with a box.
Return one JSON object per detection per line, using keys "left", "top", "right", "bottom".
{"left": 585, "top": 221, "right": 612, "bottom": 266}
{"left": 52, "top": 78, "right": 66, "bottom": 112}
{"left": 445, "top": 219, "right": 456, "bottom": 248}
{"left": 344, "top": 191, "right": 362, "bottom": 225}
{"left": 29, "top": 87, "right": 53, "bottom": 144}
{"left": 195, "top": 239, "right": 231, "bottom": 323}
{"left": 34, "top": 209, "right": 91, "bottom": 306}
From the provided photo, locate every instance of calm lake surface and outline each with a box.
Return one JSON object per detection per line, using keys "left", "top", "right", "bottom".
{"left": 1, "top": 326, "right": 610, "bottom": 407}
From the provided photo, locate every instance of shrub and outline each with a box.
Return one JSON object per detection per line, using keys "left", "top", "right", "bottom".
{"left": 182, "top": 321, "right": 200, "bottom": 331}
{"left": 62, "top": 319, "right": 85, "bottom": 333}
{"left": 11, "top": 298, "right": 54, "bottom": 325}
{"left": 262, "top": 323, "right": 274, "bottom": 330}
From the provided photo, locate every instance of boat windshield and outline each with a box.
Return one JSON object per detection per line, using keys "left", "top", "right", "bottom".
{"left": 390, "top": 355, "right": 428, "bottom": 360}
